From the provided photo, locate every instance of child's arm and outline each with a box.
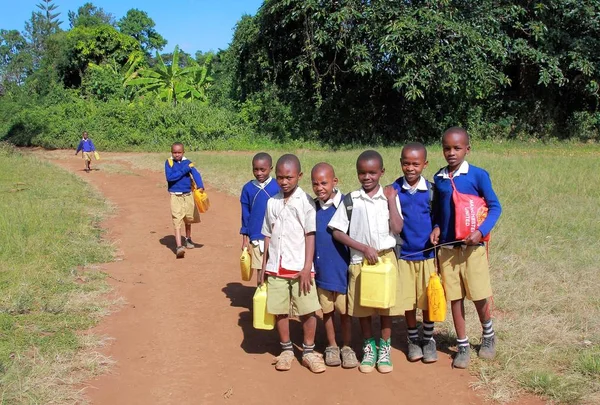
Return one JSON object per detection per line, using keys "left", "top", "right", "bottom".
{"left": 294, "top": 232, "right": 315, "bottom": 294}
{"left": 328, "top": 200, "right": 378, "bottom": 264}
{"left": 189, "top": 165, "right": 204, "bottom": 189}
{"left": 239, "top": 187, "right": 251, "bottom": 249}
{"left": 259, "top": 236, "right": 270, "bottom": 286}
{"left": 465, "top": 170, "right": 502, "bottom": 245}
{"left": 384, "top": 185, "right": 403, "bottom": 235}
{"left": 90, "top": 139, "right": 96, "bottom": 151}
{"left": 165, "top": 160, "right": 192, "bottom": 182}
{"left": 430, "top": 178, "right": 441, "bottom": 245}
{"left": 75, "top": 140, "right": 83, "bottom": 155}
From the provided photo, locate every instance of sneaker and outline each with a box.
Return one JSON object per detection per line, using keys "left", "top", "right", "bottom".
{"left": 175, "top": 245, "right": 185, "bottom": 258}
{"left": 302, "top": 351, "right": 326, "bottom": 373}
{"left": 185, "top": 237, "right": 195, "bottom": 249}
{"left": 273, "top": 350, "right": 295, "bottom": 371}
{"left": 479, "top": 335, "right": 496, "bottom": 360}
{"left": 422, "top": 339, "right": 438, "bottom": 363}
{"left": 324, "top": 346, "right": 341, "bottom": 367}
{"left": 340, "top": 346, "right": 359, "bottom": 369}
{"left": 359, "top": 338, "right": 377, "bottom": 373}
{"left": 407, "top": 338, "right": 423, "bottom": 362}
{"left": 452, "top": 345, "right": 471, "bottom": 369}
{"left": 377, "top": 338, "right": 393, "bottom": 373}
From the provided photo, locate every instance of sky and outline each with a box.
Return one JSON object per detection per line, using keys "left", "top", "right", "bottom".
{"left": 0, "top": 0, "right": 264, "bottom": 54}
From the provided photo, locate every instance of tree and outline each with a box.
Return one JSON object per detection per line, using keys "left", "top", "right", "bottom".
{"left": 118, "top": 9, "right": 167, "bottom": 54}
{"left": 23, "top": 0, "right": 62, "bottom": 69}
{"left": 68, "top": 2, "right": 115, "bottom": 28}
{"left": 0, "top": 30, "right": 33, "bottom": 87}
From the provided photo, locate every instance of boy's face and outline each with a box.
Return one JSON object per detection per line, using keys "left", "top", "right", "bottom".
{"left": 171, "top": 144, "right": 184, "bottom": 161}
{"left": 311, "top": 168, "right": 338, "bottom": 202}
{"left": 276, "top": 163, "right": 301, "bottom": 196}
{"left": 357, "top": 158, "right": 384, "bottom": 193}
{"left": 442, "top": 132, "right": 470, "bottom": 171}
{"left": 401, "top": 148, "right": 428, "bottom": 185}
{"left": 252, "top": 159, "right": 272, "bottom": 183}
{"left": 83, "top": 132, "right": 88, "bottom": 139}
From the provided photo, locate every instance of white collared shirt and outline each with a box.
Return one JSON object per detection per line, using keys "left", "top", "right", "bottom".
{"left": 318, "top": 190, "right": 342, "bottom": 210}
{"left": 435, "top": 161, "right": 470, "bottom": 180}
{"left": 252, "top": 176, "right": 273, "bottom": 189}
{"left": 262, "top": 187, "right": 316, "bottom": 273}
{"left": 402, "top": 176, "right": 428, "bottom": 195}
{"left": 328, "top": 186, "right": 401, "bottom": 264}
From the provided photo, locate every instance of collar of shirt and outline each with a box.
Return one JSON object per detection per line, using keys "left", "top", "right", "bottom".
{"left": 252, "top": 176, "right": 273, "bottom": 189}
{"left": 358, "top": 185, "right": 386, "bottom": 201}
{"left": 437, "top": 161, "right": 470, "bottom": 179}
{"left": 402, "top": 176, "right": 428, "bottom": 195}
{"left": 318, "top": 189, "right": 342, "bottom": 210}
{"left": 169, "top": 156, "right": 188, "bottom": 162}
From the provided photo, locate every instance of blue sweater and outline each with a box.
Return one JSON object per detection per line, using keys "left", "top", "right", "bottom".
{"left": 314, "top": 195, "right": 350, "bottom": 294}
{"left": 392, "top": 177, "right": 434, "bottom": 260}
{"left": 239, "top": 178, "right": 280, "bottom": 241}
{"left": 165, "top": 158, "right": 204, "bottom": 193}
{"left": 76, "top": 138, "right": 95, "bottom": 153}
{"left": 433, "top": 163, "right": 502, "bottom": 244}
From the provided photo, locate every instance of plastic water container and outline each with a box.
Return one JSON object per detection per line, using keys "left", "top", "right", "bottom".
{"left": 360, "top": 257, "right": 396, "bottom": 309}
{"left": 253, "top": 284, "right": 275, "bottom": 330}
{"left": 427, "top": 273, "right": 447, "bottom": 322}
{"left": 240, "top": 247, "right": 253, "bottom": 281}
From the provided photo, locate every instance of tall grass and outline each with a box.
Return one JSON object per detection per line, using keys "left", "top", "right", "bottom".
{"left": 0, "top": 143, "right": 114, "bottom": 404}
{"left": 120, "top": 142, "right": 600, "bottom": 403}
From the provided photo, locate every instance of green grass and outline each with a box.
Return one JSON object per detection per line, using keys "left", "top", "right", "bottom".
{"left": 0, "top": 143, "right": 114, "bottom": 404}
{"left": 118, "top": 141, "right": 600, "bottom": 404}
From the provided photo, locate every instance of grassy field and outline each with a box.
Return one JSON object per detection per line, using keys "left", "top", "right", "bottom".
{"left": 116, "top": 141, "right": 600, "bottom": 404}
{"left": 0, "top": 144, "right": 114, "bottom": 404}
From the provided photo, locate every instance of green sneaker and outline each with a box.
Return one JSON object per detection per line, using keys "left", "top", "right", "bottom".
{"left": 377, "top": 338, "right": 393, "bottom": 373}
{"left": 359, "top": 338, "right": 377, "bottom": 373}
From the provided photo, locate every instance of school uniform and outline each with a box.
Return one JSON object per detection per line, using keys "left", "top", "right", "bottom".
{"left": 165, "top": 157, "right": 204, "bottom": 228}
{"left": 328, "top": 186, "right": 403, "bottom": 317}
{"left": 76, "top": 138, "right": 96, "bottom": 161}
{"left": 432, "top": 161, "right": 502, "bottom": 301}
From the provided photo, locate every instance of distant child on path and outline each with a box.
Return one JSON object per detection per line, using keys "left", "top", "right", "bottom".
{"left": 165, "top": 142, "right": 204, "bottom": 259}
{"left": 75, "top": 131, "right": 96, "bottom": 172}
{"left": 311, "top": 162, "right": 358, "bottom": 369}
{"left": 329, "top": 150, "right": 404, "bottom": 374}
{"left": 430, "top": 127, "right": 502, "bottom": 369}
{"left": 261, "top": 154, "right": 325, "bottom": 373}
{"left": 392, "top": 143, "right": 438, "bottom": 364}
{"left": 240, "top": 153, "right": 280, "bottom": 285}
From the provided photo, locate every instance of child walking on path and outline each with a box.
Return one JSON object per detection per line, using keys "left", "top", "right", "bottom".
{"left": 240, "top": 153, "right": 280, "bottom": 285}
{"left": 329, "top": 150, "right": 404, "bottom": 374}
{"left": 311, "top": 162, "right": 359, "bottom": 369}
{"left": 75, "top": 131, "right": 96, "bottom": 172}
{"left": 429, "top": 127, "right": 502, "bottom": 369}
{"left": 165, "top": 142, "right": 204, "bottom": 259}
{"left": 261, "top": 154, "right": 326, "bottom": 373}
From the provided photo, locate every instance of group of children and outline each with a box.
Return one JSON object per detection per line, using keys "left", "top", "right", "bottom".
{"left": 239, "top": 127, "right": 502, "bottom": 374}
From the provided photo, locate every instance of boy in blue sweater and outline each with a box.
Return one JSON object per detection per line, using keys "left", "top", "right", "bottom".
{"left": 165, "top": 142, "right": 205, "bottom": 259}
{"left": 311, "top": 162, "right": 358, "bottom": 369}
{"left": 392, "top": 142, "right": 438, "bottom": 364}
{"left": 240, "top": 153, "right": 280, "bottom": 284}
{"left": 75, "top": 131, "right": 96, "bottom": 172}
{"left": 430, "top": 127, "right": 502, "bottom": 369}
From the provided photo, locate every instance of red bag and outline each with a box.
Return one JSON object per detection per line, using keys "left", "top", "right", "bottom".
{"left": 449, "top": 176, "right": 490, "bottom": 242}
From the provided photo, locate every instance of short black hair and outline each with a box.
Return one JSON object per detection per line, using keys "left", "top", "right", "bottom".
{"left": 171, "top": 142, "right": 184, "bottom": 149}
{"left": 253, "top": 152, "right": 272, "bottom": 166}
{"left": 276, "top": 154, "right": 301, "bottom": 173}
{"left": 311, "top": 162, "right": 335, "bottom": 178}
{"left": 402, "top": 142, "right": 427, "bottom": 160}
{"left": 442, "top": 127, "right": 470, "bottom": 144}
{"left": 356, "top": 149, "right": 383, "bottom": 170}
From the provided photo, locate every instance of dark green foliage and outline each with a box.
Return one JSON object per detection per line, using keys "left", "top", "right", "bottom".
{"left": 118, "top": 9, "right": 167, "bottom": 54}
{"left": 68, "top": 2, "right": 115, "bottom": 28}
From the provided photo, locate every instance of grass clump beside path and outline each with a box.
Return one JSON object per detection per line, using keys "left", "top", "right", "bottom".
{"left": 120, "top": 142, "right": 600, "bottom": 404}
{"left": 0, "top": 143, "right": 114, "bottom": 404}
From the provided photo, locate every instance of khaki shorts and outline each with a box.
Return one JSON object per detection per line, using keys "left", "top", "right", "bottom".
{"left": 83, "top": 152, "right": 92, "bottom": 161}
{"left": 347, "top": 249, "right": 404, "bottom": 317}
{"left": 317, "top": 287, "right": 347, "bottom": 315}
{"left": 439, "top": 245, "right": 492, "bottom": 301}
{"left": 267, "top": 275, "right": 321, "bottom": 316}
{"left": 170, "top": 193, "right": 200, "bottom": 229}
{"left": 398, "top": 258, "right": 437, "bottom": 311}
{"left": 249, "top": 243, "right": 263, "bottom": 269}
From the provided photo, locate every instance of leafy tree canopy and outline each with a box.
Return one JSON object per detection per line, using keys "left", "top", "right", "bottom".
{"left": 68, "top": 2, "right": 115, "bottom": 28}
{"left": 118, "top": 9, "right": 167, "bottom": 53}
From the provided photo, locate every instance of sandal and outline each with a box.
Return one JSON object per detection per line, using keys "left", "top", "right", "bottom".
{"left": 273, "top": 350, "right": 294, "bottom": 371}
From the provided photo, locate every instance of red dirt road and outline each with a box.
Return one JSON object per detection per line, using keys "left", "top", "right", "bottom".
{"left": 44, "top": 152, "right": 526, "bottom": 405}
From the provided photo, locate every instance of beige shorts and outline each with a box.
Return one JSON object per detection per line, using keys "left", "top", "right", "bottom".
{"left": 317, "top": 287, "right": 347, "bottom": 315}
{"left": 398, "top": 258, "right": 437, "bottom": 311}
{"left": 249, "top": 243, "right": 263, "bottom": 269}
{"left": 266, "top": 275, "right": 321, "bottom": 316}
{"left": 439, "top": 245, "right": 492, "bottom": 301}
{"left": 347, "top": 249, "right": 404, "bottom": 317}
{"left": 170, "top": 193, "right": 200, "bottom": 229}
{"left": 83, "top": 152, "right": 92, "bottom": 161}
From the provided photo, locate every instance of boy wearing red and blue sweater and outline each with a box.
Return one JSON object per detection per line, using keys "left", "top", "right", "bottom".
{"left": 429, "top": 127, "right": 502, "bottom": 369}
{"left": 240, "top": 153, "right": 280, "bottom": 285}
{"left": 311, "top": 163, "right": 358, "bottom": 369}
{"left": 392, "top": 143, "right": 438, "bottom": 364}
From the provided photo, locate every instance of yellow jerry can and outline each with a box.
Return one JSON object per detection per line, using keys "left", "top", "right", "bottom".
{"left": 253, "top": 284, "right": 275, "bottom": 330}
{"left": 94, "top": 151, "right": 100, "bottom": 160}
{"left": 240, "top": 247, "right": 253, "bottom": 281}
{"left": 360, "top": 257, "right": 396, "bottom": 309}
{"left": 427, "top": 273, "right": 447, "bottom": 322}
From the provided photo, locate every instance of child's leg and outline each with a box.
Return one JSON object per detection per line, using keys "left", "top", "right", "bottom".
{"left": 300, "top": 313, "right": 316, "bottom": 346}
{"left": 340, "top": 314, "right": 352, "bottom": 347}
{"left": 323, "top": 311, "right": 337, "bottom": 347}
{"left": 185, "top": 223, "right": 192, "bottom": 240}
{"left": 378, "top": 315, "right": 394, "bottom": 373}
{"left": 405, "top": 309, "right": 423, "bottom": 361}
{"left": 276, "top": 314, "right": 290, "bottom": 343}
{"left": 474, "top": 298, "right": 496, "bottom": 359}
{"left": 174, "top": 226, "right": 183, "bottom": 248}
{"left": 451, "top": 299, "right": 466, "bottom": 339}
{"left": 359, "top": 316, "right": 373, "bottom": 339}
{"left": 380, "top": 315, "right": 392, "bottom": 340}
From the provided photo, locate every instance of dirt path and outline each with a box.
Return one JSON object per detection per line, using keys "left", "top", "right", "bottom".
{"left": 44, "top": 152, "right": 520, "bottom": 405}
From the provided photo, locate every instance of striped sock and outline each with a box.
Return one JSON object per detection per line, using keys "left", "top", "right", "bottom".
{"left": 302, "top": 343, "right": 315, "bottom": 355}
{"left": 408, "top": 327, "right": 419, "bottom": 342}
{"left": 457, "top": 337, "right": 469, "bottom": 348}
{"left": 422, "top": 321, "right": 435, "bottom": 341}
{"left": 280, "top": 341, "right": 293, "bottom": 352}
{"left": 482, "top": 319, "right": 495, "bottom": 338}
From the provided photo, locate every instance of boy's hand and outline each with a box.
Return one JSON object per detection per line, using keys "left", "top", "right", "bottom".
{"left": 257, "top": 269, "right": 265, "bottom": 286}
{"left": 293, "top": 268, "right": 313, "bottom": 295}
{"left": 429, "top": 227, "right": 440, "bottom": 245}
{"left": 362, "top": 246, "right": 379, "bottom": 265}
{"left": 464, "top": 230, "right": 483, "bottom": 245}
{"left": 383, "top": 185, "right": 398, "bottom": 200}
